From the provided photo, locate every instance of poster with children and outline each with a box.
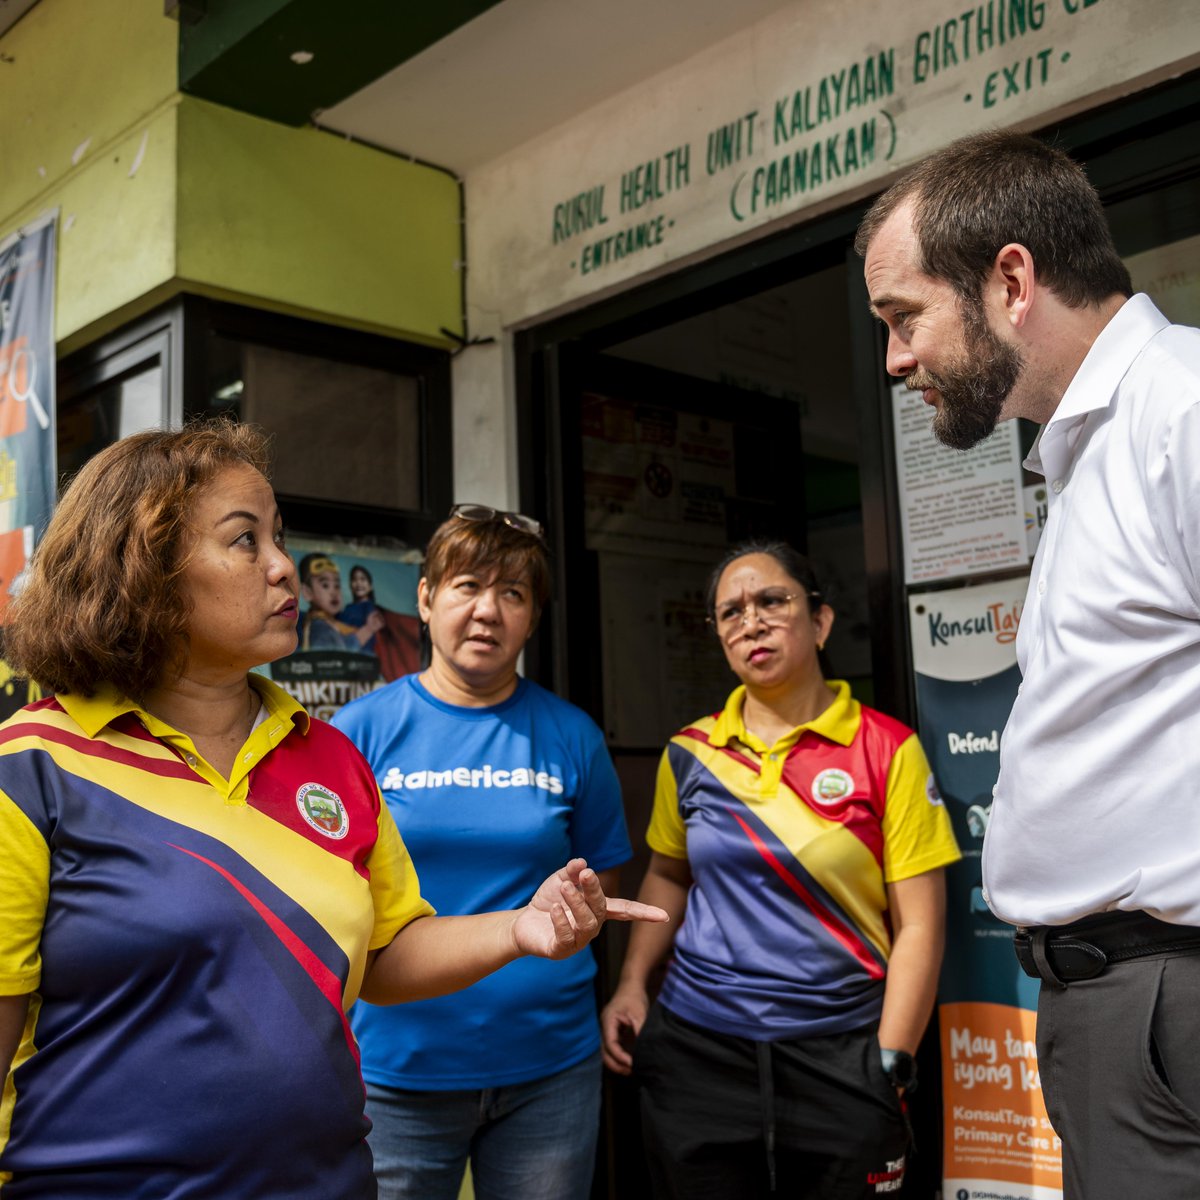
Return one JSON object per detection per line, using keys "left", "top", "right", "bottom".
{"left": 256, "top": 535, "right": 423, "bottom": 721}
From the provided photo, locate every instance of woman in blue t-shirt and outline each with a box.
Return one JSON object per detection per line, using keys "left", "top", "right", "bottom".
{"left": 333, "top": 505, "right": 632, "bottom": 1200}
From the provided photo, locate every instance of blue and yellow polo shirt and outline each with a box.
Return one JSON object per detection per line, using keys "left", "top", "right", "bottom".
{"left": 649, "top": 680, "right": 959, "bottom": 1040}
{"left": 0, "top": 676, "right": 431, "bottom": 1198}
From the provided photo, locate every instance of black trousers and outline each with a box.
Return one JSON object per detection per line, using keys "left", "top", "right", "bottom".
{"left": 635, "top": 1004, "right": 908, "bottom": 1200}
{"left": 1036, "top": 949, "right": 1200, "bottom": 1200}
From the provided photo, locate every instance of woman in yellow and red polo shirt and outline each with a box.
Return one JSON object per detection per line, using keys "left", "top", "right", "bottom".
{"left": 602, "top": 540, "right": 960, "bottom": 1200}
{"left": 0, "top": 421, "right": 666, "bottom": 1199}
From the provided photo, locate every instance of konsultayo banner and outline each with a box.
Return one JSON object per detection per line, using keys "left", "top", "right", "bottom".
{"left": 909, "top": 578, "right": 1063, "bottom": 1200}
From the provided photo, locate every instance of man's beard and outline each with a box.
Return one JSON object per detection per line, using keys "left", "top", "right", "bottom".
{"left": 908, "top": 301, "right": 1025, "bottom": 450}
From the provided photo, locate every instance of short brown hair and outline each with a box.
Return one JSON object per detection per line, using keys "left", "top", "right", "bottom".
{"left": 423, "top": 513, "right": 550, "bottom": 617}
{"left": 5, "top": 418, "right": 272, "bottom": 700}
{"left": 855, "top": 130, "right": 1132, "bottom": 308}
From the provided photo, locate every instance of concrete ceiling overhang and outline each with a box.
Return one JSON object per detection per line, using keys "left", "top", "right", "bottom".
{"left": 179, "top": 0, "right": 505, "bottom": 129}
{"left": 180, "top": 0, "right": 801, "bottom": 174}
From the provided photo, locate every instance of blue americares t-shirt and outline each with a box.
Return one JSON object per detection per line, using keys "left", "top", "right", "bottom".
{"left": 332, "top": 674, "right": 630, "bottom": 1089}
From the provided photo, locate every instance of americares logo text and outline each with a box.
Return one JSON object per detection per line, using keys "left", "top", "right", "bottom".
{"left": 381, "top": 764, "right": 565, "bottom": 794}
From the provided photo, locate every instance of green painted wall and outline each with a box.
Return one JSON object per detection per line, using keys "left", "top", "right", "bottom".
{"left": 0, "top": 0, "right": 180, "bottom": 345}
{"left": 0, "top": 0, "right": 461, "bottom": 351}
{"left": 176, "top": 96, "right": 462, "bottom": 346}
{"left": 0, "top": 0, "right": 178, "bottom": 222}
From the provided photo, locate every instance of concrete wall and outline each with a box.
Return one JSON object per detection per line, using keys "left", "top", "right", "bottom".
{"left": 175, "top": 96, "right": 462, "bottom": 348}
{"left": 455, "top": 0, "right": 1200, "bottom": 506}
{"left": 0, "top": 0, "right": 179, "bottom": 347}
{"left": 0, "top": 0, "right": 463, "bottom": 353}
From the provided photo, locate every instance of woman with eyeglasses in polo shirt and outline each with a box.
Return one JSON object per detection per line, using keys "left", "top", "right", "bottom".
{"left": 331, "top": 505, "right": 633, "bottom": 1200}
{"left": 601, "top": 539, "right": 960, "bottom": 1200}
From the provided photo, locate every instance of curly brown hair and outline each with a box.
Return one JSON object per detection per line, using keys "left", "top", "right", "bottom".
{"left": 5, "top": 418, "right": 272, "bottom": 700}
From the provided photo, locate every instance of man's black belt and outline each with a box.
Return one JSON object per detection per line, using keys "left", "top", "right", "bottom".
{"left": 1014, "top": 910, "right": 1200, "bottom": 989}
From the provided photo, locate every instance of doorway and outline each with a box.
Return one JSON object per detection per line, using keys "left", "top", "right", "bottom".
{"left": 516, "top": 220, "right": 905, "bottom": 1198}
{"left": 514, "top": 69, "right": 1200, "bottom": 1200}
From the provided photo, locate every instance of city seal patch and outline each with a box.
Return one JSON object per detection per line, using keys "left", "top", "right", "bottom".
{"left": 296, "top": 782, "right": 349, "bottom": 839}
{"left": 811, "top": 767, "right": 855, "bottom": 804}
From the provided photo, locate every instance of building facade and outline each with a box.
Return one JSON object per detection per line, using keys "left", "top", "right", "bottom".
{"left": 4, "top": 2, "right": 1200, "bottom": 1196}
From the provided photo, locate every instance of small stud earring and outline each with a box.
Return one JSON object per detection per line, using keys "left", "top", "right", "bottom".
{"left": 817, "top": 641, "right": 826, "bottom": 651}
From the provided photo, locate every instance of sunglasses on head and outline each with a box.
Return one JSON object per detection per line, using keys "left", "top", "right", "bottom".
{"left": 448, "top": 504, "right": 545, "bottom": 540}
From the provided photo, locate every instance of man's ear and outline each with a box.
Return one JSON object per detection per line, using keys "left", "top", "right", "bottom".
{"left": 991, "top": 242, "right": 1036, "bottom": 329}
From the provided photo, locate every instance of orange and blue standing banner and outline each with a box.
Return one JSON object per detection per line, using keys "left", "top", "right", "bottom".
{"left": 0, "top": 212, "right": 57, "bottom": 717}
{"left": 909, "top": 578, "right": 1063, "bottom": 1200}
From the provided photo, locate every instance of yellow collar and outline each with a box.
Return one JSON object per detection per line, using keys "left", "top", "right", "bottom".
{"left": 707, "top": 679, "right": 860, "bottom": 752}
{"left": 58, "top": 673, "right": 310, "bottom": 741}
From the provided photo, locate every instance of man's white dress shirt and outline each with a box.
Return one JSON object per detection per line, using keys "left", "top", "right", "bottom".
{"left": 983, "top": 295, "right": 1200, "bottom": 927}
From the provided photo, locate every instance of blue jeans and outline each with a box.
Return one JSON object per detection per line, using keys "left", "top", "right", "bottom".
{"left": 364, "top": 1051, "right": 602, "bottom": 1200}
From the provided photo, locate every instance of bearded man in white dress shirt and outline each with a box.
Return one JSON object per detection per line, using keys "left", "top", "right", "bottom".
{"left": 857, "top": 129, "right": 1200, "bottom": 1200}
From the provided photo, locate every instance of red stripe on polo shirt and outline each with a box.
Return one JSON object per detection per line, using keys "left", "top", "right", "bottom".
{"left": 728, "top": 807, "right": 885, "bottom": 981}
{"left": 168, "top": 842, "right": 360, "bottom": 1063}
{"left": 679, "top": 725, "right": 762, "bottom": 775}
{"left": 0, "top": 721, "right": 197, "bottom": 781}
{"left": 779, "top": 742, "right": 886, "bottom": 867}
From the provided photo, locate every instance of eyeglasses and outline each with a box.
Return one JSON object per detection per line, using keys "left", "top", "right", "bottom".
{"left": 708, "top": 588, "right": 820, "bottom": 642}
{"left": 449, "top": 504, "right": 545, "bottom": 540}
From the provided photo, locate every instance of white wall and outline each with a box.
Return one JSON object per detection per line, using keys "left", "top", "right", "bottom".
{"left": 455, "top": 0, "right": 1200, "bottom": 502}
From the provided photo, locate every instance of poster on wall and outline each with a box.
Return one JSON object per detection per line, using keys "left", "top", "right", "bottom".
{"left": 0, "top": 212, "right": 58, "bottom": 720}
{"left": 582, "top": 392, "right": 737, "bottom": 561}
{"left": 256, "top": 535, "right": 423, "bottom": 722}
{"left": 892, "top": 382, "right": 1027, "bottom": 584}
{"left": 908, "top": 578, "right": 1063, "bottom": 1200}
